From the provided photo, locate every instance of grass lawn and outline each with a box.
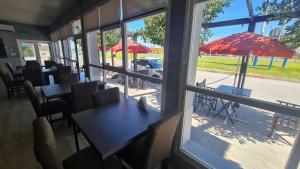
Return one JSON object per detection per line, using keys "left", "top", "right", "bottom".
{"left": 101, "top": 53, "right": 300, "bottom": 81}
{"left": 198, "top": 56, "right": 300, "bottom": 81}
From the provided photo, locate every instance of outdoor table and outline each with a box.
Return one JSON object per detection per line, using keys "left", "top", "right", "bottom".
{"left": 213, "top": 85, "right": 252, "bottom": 124}
{"left": 71, "top": 97, "right": 162, "bottom": 161}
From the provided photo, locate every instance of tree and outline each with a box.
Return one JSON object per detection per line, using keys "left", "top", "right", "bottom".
{"left": 104, "top": 29, "right": 121, "bottom": 48}
{"left": 257, "top": 0, "right": 300, "bottom": 49}
{"left": 137, "top": 0, "right": 233, "bottom": 46}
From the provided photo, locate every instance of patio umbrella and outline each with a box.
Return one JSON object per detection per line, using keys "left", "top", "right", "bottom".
{"left": 110, "top": 41, "right": 152, "bottom": 70}
{"left": 110, "top": 41, "right": 152, "bottom": 54}
{"left": 199, "top": 32, "right": 295, "bottom": 88}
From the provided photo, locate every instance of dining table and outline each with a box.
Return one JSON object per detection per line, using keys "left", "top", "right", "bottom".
{"left": 71, "top": 97, "right": 162, "bottom": 161}
{"left": 40, "top": 80, "right": 106, "bottom": 100}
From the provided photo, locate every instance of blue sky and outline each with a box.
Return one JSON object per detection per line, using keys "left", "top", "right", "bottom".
{"left": 127, "top": 0, "right": 294, "bottom": 46}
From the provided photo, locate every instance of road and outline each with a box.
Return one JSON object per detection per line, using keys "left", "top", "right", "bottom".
{"left": 196, "top": 71, "right": 300, "bottom": 105}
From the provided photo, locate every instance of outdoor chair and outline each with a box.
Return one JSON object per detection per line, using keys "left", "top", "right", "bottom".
{"left": 23, "top": 68, "right": 46, "bottom": 86}
{"left": 193, "top": 79, "right": 217, "bottom": 115}
{"left": 24, "top": 80, "right": 69, "bottom": 123}
{"left": 118, "top": 112, "right": 182, "bottom": 169}
{"left": 0, "top": 67, "right": 24, "bottom": 98}
{"left": 57, "top": 73, "right": 79, "bottom": 84}
{"left": 5, "top": 62, "right": 23, "bottom": 80}
{"left": 92, "top": 87, "right": 120, "bottom": 107}
{"left": 33, "top": 117, "right": 122, "bottom": 169}
{"left": 269, "top": 100, "right": 300, "bottom": 137}
{"left": 71, "top": 81, "right": 98, "bottom": 113}
{"left": 44, "top": 60, "right": 57, "bottom": 69}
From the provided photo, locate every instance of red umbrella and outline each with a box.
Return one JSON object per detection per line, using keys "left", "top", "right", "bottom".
{"left": 200, "top": 32, "right": 295, "bottom": 58}
{"left": 110, "top": 41, "right": 152, "bottom": 54}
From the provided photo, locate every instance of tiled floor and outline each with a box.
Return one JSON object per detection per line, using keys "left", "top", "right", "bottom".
{"left": 0, "top": 80, "right": 177, "bottom": 169}
{"left": 0, "top": 80, "right": 89, "bottom": 169}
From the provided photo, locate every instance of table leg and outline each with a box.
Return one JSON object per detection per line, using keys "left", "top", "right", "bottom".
{"left": 73, "top": 123, "right": 80, "bottom": 151}
{"left": 213, "top": 99, "right": 234, "bottom": 124}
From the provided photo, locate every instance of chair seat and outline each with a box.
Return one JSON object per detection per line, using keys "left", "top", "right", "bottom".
{"left": 119, "top": 137, "right": 146, "bottom": 169}
{"left": 63, "top": 147, "right": 122, "bottom": 169}
{"left": 9, "top": 79, "right": 24, "bottom": 86}
{"left": 41, "top": 98, "right": 68, "bottom": 116}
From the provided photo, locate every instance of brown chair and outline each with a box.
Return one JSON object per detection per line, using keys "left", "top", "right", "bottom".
{"left": 71, "top": 81, "right": 98, "bottom": 113}
{"left": 5, "top": 62, "right": 23, "bottom": 79}
{"left": 24, "top": 80, "right": 68, "bottom": 121}
{"left": 92, "top": 87, "right": 120, "bottom": 107}
{"left": 23, "top": 68, "right": 46, "bottom": 86}
{"left": 0, "top": 67, "right": 24, "bottom": 98}
{"left": 25, "top": 61, "right": 41, "bottom": 69}
{"left": 33, "top": 117, "right": 121, "bottom": 169}
{"left": 119, "top": 112, "right": 182, "bottom": 169}
{"left": 44, "top": 60, "right": 57, "bottom": 69}
{"left": 53, "top": 66, "right": 72, "bottom": 84}
{"left": 57, "top": 73, "right": 79, "bottom": 84}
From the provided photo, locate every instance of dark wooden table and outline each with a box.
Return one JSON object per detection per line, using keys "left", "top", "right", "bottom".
{"left": 72, "top": 97, "right": 161, "bottom": 160}
{"left": 41, "top": 81, "right": 106, "bottom": 99}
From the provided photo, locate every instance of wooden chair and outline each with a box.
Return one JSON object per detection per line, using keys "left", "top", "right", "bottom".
{"left": 53, "top": 66, "right": 72, "bottom": 84}
{"left": 25, "top": 61, "right": 41, "bottom": 69}
{"left": 269, "top": 100, "right": 300, "bottom": 137}
{"left": 33, "top": 117, "right": 121, "bottom": 169}
{"left": 71, "top": 81, "right": 98, "bottom": 113}
{"left": 57, "top": 73, "right": 79, "bottom": 84}
{"left": 92, "top": 87, "right": 120, "bottom": 107}
{"left": 0, "top": 67, "right": 24, "bottom": 98}
{"left": 118, "top": 112, "right": 182, "bottom": 169}
{"left": 24, "top": 80, "right": 68, "bottom": 122}
{"left": 44, "top": 60, "right": 57, "bottom": 69}
{"left": 23, "top": 68, "right": 46, "bottom": 86}
{"left": 5, "top": 62, "right": 23, "bottom": 80}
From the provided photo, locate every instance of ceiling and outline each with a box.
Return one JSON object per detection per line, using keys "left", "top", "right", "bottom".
{"left": 0, "top": 0, "right": 78, "bottom": 26}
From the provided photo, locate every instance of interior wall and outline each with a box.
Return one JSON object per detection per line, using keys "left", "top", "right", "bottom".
{"left": 0, "top": 21, "right": 49, "bottom": 66}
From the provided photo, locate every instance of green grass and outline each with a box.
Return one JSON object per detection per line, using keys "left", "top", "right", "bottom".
{"left": 102, "top": 53, "right": 300, "bottom": 81}
{"left": 198, "top": 56, "right": 300, "bottom": 81}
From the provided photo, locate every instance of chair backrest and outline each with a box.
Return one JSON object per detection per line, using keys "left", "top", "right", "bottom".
{"left": 53, "top": 66, "right": 72, "bottom": 84}
{"left": 57, "top": 73, "right": 79, "bottom": 84}
{"left": 92, "top": 87, "right": 120, "bottom": 107}
{"left": 33, "top": 117, "right": 62, "bottom": 169}
{"left": 26, "top": 61, "right": 41, "bottom": 69}
{"left": 0, "top": 68, "right": 14, "bottom": 86}
{"left": 24, "top": 80, "right": 42, "bottom": 116}
{"left": 71, "top": 81, "right": 98, "bottom": 113}
{"left": 57, "top": 66, "right": 72, "bottom": 74}
{"left": 143, "top": 112, "right": 182, "bottom": 169}
{"left": 44, "top": 60, "right": 57, "bottom": 69}
{"left": 5, "top": 62, "right": 15, "bottom": 74}
{"left": 196, "top": 79, "right": 206, "bottom": 88}
{"left": 23, "top": 68, "right": 45, "bottom": 86}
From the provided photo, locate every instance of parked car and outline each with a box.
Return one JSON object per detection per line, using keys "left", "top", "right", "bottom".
{"left": 131, "top": 57, "right": 163, "bottom": 79}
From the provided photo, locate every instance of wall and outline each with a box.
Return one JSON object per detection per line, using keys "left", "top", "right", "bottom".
{"left": 0, "top": 21, "right": 49, "bottom": 67}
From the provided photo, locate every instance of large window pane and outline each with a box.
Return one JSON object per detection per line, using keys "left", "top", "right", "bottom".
{"left": 126, "top": 12, "right": 165, "bottom": 79}
{"left": 181, "top": 1, "right": 300, "bottom": 169}
{"left": 127, "top": 76, "right": 162, "bottom": 112}
{"left": 103, "top": 28, "right": 123, "bottom": 67}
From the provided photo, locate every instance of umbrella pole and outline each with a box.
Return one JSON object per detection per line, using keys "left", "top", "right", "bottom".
{"left": 233, "top": 56, "right": 241, "bottom": 87}
{"left": 237, "top": 56, "right": 246, "bottom": 89}
{"left": 241, "top": 55, "right": 250, "bottom": 88}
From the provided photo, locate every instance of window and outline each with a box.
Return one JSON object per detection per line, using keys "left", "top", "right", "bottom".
{"left": 180, "top": 1, "right": 300, "bottom": 169}
{"left": 103, "top": 27, "right": 122, "bottom": 67}
{"left": 72, "top": 19, "right": 82, "bottom": 35}
{"left": 125, "top": 12, "right": 166, "bottom": 79}
{"left": 87, "top": 30, "right": 102, "bottom": 81}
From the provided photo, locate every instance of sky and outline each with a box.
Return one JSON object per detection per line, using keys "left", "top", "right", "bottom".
{"left": 126, "top": 0, "right": 295, "bottom": 47}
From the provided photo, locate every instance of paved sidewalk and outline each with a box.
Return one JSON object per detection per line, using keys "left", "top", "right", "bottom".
{"left": 196, "top": 71, "right": 300, "bottom": 105}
